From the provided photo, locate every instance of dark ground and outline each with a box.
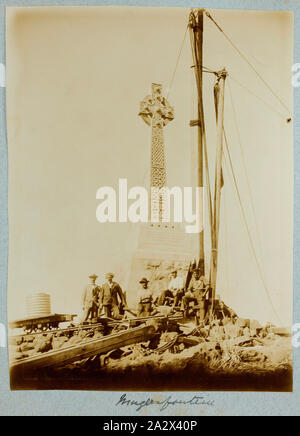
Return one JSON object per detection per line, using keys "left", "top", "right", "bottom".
{"left": 10, "top": 365, "right": 292, "bottom": 392}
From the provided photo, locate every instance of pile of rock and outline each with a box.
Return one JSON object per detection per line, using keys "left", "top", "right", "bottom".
{"left": 9, "top": 326, "right": 106, "bottom": 361}
{"left": 96, "top": 318, "right": 292, "bottom": 375}
{"left": 9, "top": 316, "right": 292, "bottom": 378}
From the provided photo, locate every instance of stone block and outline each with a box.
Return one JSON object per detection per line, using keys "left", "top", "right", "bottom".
{"left": 235, "top": 318, "right": 250, "bottom": 328}
{"left": 35, "top": 336, "right": 53, "bottom": 353}
{"left": 273, "top": 327, "right": 291, "bottom": 337}
{"left": 222, "top": 317, "right": 233, "bottom": 326}
{"left": 250, "top": 329, "right": 259, "bottom": 337}
{"left": 224, "top": 324, "right": 243, "bottom": 338}
{"left": 249, "top": 319, "right": 262, "bottom": 330}
{"left": 20, "top": 342, "right": 35, "bottom": 352}
{"left": 243, "top": 327, "right": 251, "bottom": 337}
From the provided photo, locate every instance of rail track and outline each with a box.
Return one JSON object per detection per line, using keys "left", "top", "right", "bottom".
{"left": 9, "top": 312, "right": 184, "bottom": 344}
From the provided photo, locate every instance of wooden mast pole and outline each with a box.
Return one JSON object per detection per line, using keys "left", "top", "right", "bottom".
{"left": 189, "top": 8, "right": 205, "bottom": 276}
{"left": 210, "top": 69, "right": 227, "bottom": 301}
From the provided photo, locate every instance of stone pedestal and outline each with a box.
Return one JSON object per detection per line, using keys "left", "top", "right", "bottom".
{"left": 126, "top": 222, "right": 196, "bottom": 307}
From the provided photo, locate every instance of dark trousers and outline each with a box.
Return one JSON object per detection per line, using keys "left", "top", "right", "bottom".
{"left": 101, "top": 304, "right": 122, "bottom": 319}
{"left": 158, "top": 289, "right": 184, "bottom": 306}
{"left": 158, "top": 290, "right": 173, "bottom": 306}
{"left": 183, "top": 294, "right": 206, "bottom": 321}
{"left": 83, "top": 303, "right": 98, "bottom": 321}
{"left": 137, "top": 302, "right": 152, "bottom": 317}
{"left": 196, "top": 299, "right": 206, "bottom": 322}
{"left": 102, "top": 305, "right": 112, "bottom": 318}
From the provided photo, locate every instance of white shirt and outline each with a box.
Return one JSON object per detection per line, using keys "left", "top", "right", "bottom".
{"left": 168, "top": 276, "right": 184, "bottom": 291}
{"left": 137, "top": 287, "right": 152, "bottom": 302}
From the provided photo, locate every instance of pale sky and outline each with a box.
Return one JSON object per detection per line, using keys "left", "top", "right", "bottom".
{"left": 6, "top": 6, "right": 293, "bottom": 325}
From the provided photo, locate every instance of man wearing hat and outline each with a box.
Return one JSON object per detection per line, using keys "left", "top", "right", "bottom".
{"left": 183, "top": 269, "right": 209, "bottom": 322}
{"left": 98, "top": 272, "right": 126, "bottom": 319}
{"left": 82, "top": 274, "right": 101, "bottom": 321}
{"left": 158, "top": 269, "right": 184, "bottom": 309}
{"left": 137, "top": 278, "right": 153, "bottom": 317}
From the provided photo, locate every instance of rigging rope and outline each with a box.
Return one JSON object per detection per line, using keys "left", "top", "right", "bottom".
{"left": 229, "top": 74, "right": 289, "bottom": 121}
{"left": 223, "top": 186, "right": 230, "bottom": 298}
{"left": 205, "top": 10, "right": 292, "bottom": 117}
{"left": 167, "top": 14, "right": 219, "bottom": 99}
{"left": 222, "top": 128, "right": 282, "bottom": 324}
{"left": 167, "top": 25, "right": 188, "bottom": 98}
{"left": 191, "top": 64, "right": 218, "bottom": 74}
{"left": 227, "top": 79, "right": 267, "bottom": 276}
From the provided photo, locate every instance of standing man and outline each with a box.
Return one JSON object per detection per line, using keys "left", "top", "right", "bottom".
{"left": 98, "top": 272, "right": 125, "bottom": 319}
{"left": 137, "top": 278, "right": 153, "bottom": 317}
{"left": 82, "top": 274, "right": 100, "bottom": 322}
{"left": 158, "top": 270, "right": 184, "bottom": 309}
{"left": 182, "top": 269, "right": 209, "bottom": 322}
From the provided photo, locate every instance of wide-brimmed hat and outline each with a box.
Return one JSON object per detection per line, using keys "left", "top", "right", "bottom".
{"left": 139, "top": 277, "right": 149, "bottom": 284}
{"left": 105, "top": 272, "right": 114, "bottom": 279}
{"left": 89, "top": 274, "right": 98, "bottom": 280}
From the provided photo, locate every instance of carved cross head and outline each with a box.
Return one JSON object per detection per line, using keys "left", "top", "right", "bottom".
{"left": 139, "top": 83, "right": 174, "bottom": 128}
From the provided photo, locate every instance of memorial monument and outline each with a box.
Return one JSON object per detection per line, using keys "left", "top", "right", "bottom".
{"left": 126, "top": 83, "right": 196, "bottom": 305}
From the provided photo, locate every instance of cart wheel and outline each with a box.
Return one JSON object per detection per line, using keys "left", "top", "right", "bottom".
{"left": 100, "top": 355, "right": 109, "bottom": 367}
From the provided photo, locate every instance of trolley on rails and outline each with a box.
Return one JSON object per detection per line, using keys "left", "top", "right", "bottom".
{"left": 9, "top": 313, "right": 77, "bottom": 333}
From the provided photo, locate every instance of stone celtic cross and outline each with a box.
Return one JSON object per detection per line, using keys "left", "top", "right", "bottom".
{"left": 139, "top": 83, "right": 174, "bottom": 189}
{"left": 139, "top": 84, "right": 174, "bottom": 221}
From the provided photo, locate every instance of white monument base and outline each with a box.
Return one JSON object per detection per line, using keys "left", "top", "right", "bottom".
{"left": 125, "top": 223, "right": 197, "bottom": 307}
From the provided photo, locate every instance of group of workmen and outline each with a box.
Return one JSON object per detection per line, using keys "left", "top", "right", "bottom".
{"left": 82, "top": 272, "right": 126, "bottom": 321}
{"left": 82, "top": 268, "right": 211, "bottom": 322}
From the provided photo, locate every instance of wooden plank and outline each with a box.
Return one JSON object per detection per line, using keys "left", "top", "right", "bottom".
{"left": 10, "top": 324, "right": 156, "bottom": 375}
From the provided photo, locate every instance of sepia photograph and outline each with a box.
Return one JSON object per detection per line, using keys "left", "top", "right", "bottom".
{"left": 5, "top": 5, "right": 293, "bottom": 392}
